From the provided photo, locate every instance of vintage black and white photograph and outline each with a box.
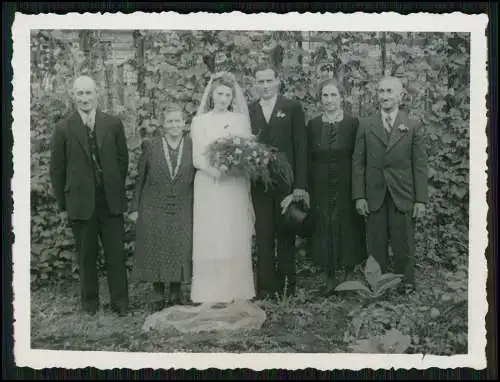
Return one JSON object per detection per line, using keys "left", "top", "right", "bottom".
{"left": 13, "top": 11, "right": 488, "bottom": 370}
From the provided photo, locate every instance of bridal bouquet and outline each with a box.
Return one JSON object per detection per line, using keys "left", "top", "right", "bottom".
{"left": 205, "top": 135, "right": 294, "bottom": 191}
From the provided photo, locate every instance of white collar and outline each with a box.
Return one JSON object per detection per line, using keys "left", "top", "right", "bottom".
{"left": 381, "top": 108, "right": 399, "bottom": 122}
{"left": 162, "top": 135, "right": 185, "bottom": 178}
{"left": 322, "top": 110, "right": 344, "bottom": 123}
{"left": 259, "top": 94, "right": 278, "bottom": 107}
{"left": 163, "top": 135, "right": 183, "bottom": 149}
{"left": 78, "top": 108, "right": 96, "bottom": 124}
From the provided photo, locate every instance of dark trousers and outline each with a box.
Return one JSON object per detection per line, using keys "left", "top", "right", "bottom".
{"left": 70, "top": 188, "right": 129, "bottom": 312}
{"left": 252, "top": 185, "right": 296, "bottom": 299}
{"left": 366, "top": 194, "right": 415, "bottom": 284}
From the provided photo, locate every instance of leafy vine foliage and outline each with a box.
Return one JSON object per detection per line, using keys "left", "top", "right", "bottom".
{"left": 30, "top": 31, "right": 470, "bottom": 290}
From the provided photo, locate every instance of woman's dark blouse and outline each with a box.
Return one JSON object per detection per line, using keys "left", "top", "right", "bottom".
{"left": 306, "top": 114, "right": 367, "bottom": 271}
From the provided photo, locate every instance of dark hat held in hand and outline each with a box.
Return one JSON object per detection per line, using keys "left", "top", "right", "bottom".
{"left": 283, "top": 200, "right": 315, "bottom": 238}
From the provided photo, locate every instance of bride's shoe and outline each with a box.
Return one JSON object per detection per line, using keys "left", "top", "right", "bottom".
{"left": 211, "top": 302, "right": 228, "bottom": 309}
{"left": 184, "top": 299, "right": 202, "bottom": 307}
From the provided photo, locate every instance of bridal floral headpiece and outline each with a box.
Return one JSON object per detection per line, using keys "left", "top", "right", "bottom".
{"left": 211, "top": 71, "right": 236, "bottom": 82}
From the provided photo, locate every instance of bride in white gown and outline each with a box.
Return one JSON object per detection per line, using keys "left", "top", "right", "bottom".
{"left": 190, "top": 72, "right": 256, "bottom": 304}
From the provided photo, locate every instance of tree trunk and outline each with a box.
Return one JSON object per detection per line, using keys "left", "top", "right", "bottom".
{"left": 79, "top": 30, "right": 93, "bottom": 71}
{"left": 134, "top": 30, "right": 146, "bottom": 133}
{"left": 134, "top": 31, "right": 145, "bottom": 98}
{"left": 380, "top": 32, "right": 387, "bottom": 76}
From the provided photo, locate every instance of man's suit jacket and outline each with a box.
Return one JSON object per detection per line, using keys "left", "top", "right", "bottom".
{"left": 248, "top": 95, "right": 308, "bottom": 191}
{"left": 352, "top": 109, "right": 428, "bottom": 213}
{"left": 50, "top": 109, "right": 129, "bottom": 220}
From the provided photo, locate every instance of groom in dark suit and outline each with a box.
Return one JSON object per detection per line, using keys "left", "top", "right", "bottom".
{"left": 352, "top": 76, "right": 428, "bottom": 293}
{"left": 249, "top": 63, "right": 309, "bottom": 300}
{"left": 50, "top": 75, "right": 129, "bottom": 315}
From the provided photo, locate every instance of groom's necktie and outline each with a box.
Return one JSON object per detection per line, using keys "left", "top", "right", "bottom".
{"left": 260, "top": 99, "right": 275, "bottom": 123}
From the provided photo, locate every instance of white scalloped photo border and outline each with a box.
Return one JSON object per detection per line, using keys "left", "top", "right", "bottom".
{"left": 11, "top": 10, "right": 489, "bottom": 371}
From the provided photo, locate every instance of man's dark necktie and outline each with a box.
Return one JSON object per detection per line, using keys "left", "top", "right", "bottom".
{"left": 385, "top": 115, "right": 393, "bottom": 135}
{"left": 84, "top": 116, "right": 103, "bottom": 187}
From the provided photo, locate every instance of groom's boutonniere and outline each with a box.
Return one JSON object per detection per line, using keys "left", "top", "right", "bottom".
{"left": 276, "top": 110, "right": 286, "bottom": 118}
{"left": 397, "top": 123, "right": 409, "bottom": 132}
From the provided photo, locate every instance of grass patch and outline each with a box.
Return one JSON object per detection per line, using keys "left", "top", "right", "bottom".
{"left": 31, "top": 256, "right": 467, "bottom": 354}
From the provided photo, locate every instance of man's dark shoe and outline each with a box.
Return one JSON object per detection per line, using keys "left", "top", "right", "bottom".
{"left": 169, "top": 293, "right": 182, "bottom": 307}
{"left": 320, "top": 276, "right": 338, "bottom": 297}
{"left": 82, "top": 302, "right": 99, "bottom": 316}
{"left": 83, "top": 307, "right": 98, "bottom": 316}
{"left": 111, "top": 304, "right": 129, "bottom": 316}
{"left": 397, "top": 283, "right": 416, "bottom": 295}
{"left": 343, "top": 266, "right": 355, "bottom": 282}
{"left": 257, "top": 291, "right": 276, "bottom": 301}
{"left": 321, "top": 285, "right": 337, "bottom": 297}
{"left": 148, "top": 299, "right": 164, "bottom": 312}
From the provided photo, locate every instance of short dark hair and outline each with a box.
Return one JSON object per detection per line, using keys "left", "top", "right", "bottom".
{"left": 317, "top": 78, "right": 342, "bottom": 100}
{"left": 253, "top": 62, "right": 278, "bottom": 78}
{"left": 161, "top": 103, "right": 185, "bottom": 124}
{"left": 378, "top": 76, "right": 404, "bottom": 91}
{"left": 164, "top": 103, "right": 184, "bottom": 115}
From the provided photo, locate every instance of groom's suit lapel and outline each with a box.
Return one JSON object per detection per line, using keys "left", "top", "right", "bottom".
{"left": 266, "top": 95, "right": 286, "bottom": 143}
{"left": 251, "top": 101, "right": 269, "bottom": 141}
{"left": 254, "top": 95, "right": 285, "bottom": 143}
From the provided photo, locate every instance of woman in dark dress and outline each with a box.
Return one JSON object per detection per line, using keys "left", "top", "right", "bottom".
{"left": 131, "top": 104, "right": 195, "bottom": 311}
{"left": 307, "top": 79, "right": 367, "bottom": 292}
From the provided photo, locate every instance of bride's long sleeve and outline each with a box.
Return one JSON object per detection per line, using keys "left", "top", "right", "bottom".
{"left": 191, "top": 116, "right": 208, "bottom": 171}
{"left": 236, "top": 113, "right": 254, "bottom": 139}
{"left": 236, "top": 113, "right": 256, "bottom": 227}
{"left": 191, "top": 116, "right": 220, "bottom": 177}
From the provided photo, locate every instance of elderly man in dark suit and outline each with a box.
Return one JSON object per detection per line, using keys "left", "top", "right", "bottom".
{"left": 352, "top": 76, "right": 428, "bottom": 294}
{"left": 249, "top": 63, "right": 309, "bottom": 300}
{"left": 50, "top": 75, "right": 129, "bottom": 315}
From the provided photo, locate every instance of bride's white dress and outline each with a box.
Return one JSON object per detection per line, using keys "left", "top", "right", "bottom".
{"left": 190, "top": 110, "right": 256, "bottom": 304}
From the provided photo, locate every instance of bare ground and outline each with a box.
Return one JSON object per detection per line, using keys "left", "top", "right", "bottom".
{"left": 30, "top": 257, "right": 467, "bottom": 355}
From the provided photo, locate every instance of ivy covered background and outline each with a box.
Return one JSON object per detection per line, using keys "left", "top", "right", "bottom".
{"left": 30, "top": 30, "right": 470, "bottom": 355}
